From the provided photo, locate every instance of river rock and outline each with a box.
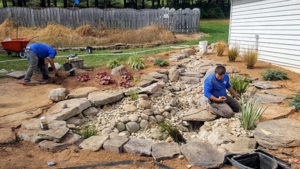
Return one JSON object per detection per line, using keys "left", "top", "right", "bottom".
{"left": 140, "top": 120, "right": 149, "bottom": 129}
{"left": 181, "top": 142, "right": 224, "bottom": 168}
{"left": 152, "top": 142, "right": 180, "bottom": 161}
{"left": 126, "top": 122, "right": 140, "bottom": 133}
{"left": 88, "top": 91, "right": 124, "bottom": 106}
{"left": 123, "top": 104, "right": 137, "bottom": 112}
{"left": 116, "top": 122, "right": 126, "bottom": 132}
{"left": 139, "top": 100, "right": 151, "bottom": 109}
{"left": 254, "top": 118, "right": 300, "bottom": 149}
{"left": 124, "top": 138, "right": 154, "bottom": 156}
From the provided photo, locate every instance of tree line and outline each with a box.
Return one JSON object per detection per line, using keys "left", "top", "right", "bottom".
{"left": 1, "top": 0, "right": 230, "bottom": 18}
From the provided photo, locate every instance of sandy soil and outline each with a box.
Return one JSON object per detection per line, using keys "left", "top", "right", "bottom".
{"left": 0, "top": 48, "right": 300, "bottom": 168}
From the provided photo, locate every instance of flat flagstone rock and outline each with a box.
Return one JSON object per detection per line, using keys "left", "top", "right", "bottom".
{"left": 7, "top": 71, "right": 26, "bottom": 79}
{"left": 123, "top": 138, "right": 154, "bottom": 156}
{"left": 252, "top": 81, "right": 281, "bottom": 89}
{"left": 79, "top": 135, "right": 109, "bottom": 152}
{"left": 156, "top": 69, "right": 169, "bottom": 75}
{"left": 181, "top": 76, "right": 201, "bottom": 84}
{"left": 260, "top": 104, "right": 294, "bottom": 121}
{"left": 183, "top": 107, "right": 216, "bottom": 122}
{"left": 88, "top": 91, "right": 124, "bottom": 106}
{"left": 148, "top": 72, "right": 168, "bottom": 82}
{"left": 46, "top": 98, "right": 91, "bottom": 121}
{"left": 181, "top": 142, "right": 224, "bottom": 168}
{"left": 138, "top": 80, "right": 155, "bottom": 88}
{"left": 103, "top": 136, "right": 129, "bottom": 153}
{"left": 169, "top": 53, "right": 186, "bottom": 61}
{"left": 151, "top": 142, "right": 180, "bottom": 161}
{"left": 39, "top": 133, "right": 82, "bottom": 152}
{"left": 221, "top": 137, "right": 256, "bottom": 154}
{"left": 140, "top": 83, "right": 161, "bottom": 94}
{"left": 48, "top": 88, "right": 68, "bottom": 102}
{"left": 254, "top": 118, "right": 300, "bottom": 149}
{"left": 0, "top": 128, "right": 16, "bottom": 144}
{"left": 168, "top": 69, "right": 180, "bottom": 82}
{"left": 180, "top": 71, "right": 204, "bottom": 78}
{"left": 82, "top": 107, "right": 98, "bottom": 116}
{"left": 253, "top": 93, "right": 286, "bottom": 104}
{"left": 67, "top": 87, "right": 99, "bottom": 99}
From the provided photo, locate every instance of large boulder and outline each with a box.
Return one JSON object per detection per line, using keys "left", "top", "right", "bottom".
{"left": 88, "top": 91, "right": 124, "bottom": 106}
{"left": 126, "top": 122, "right": 140, "bottom": 133}
{"left": 124, "top": 138, "right": 154, "bottom": 156}
{"left": 254, "top": 118, "right": 300, "bottom": 149}
{"left": 183, "top": 108, "right": 216, "bottom": 122}
{"left": 48, "top": 88, "right": 68, "bottom": 102}
{"left": 0, "top": 128, "right": 16, "bottom": 144}
{"left": 79, "top": 135, "right": 109, "bottom": 152}
{"left": 67, "top": 87, "right": 99, "bottom": 99}
{"left": 151, "top": 142, "right": 180, "bottom": 161}
{"left": 181, "top": 142, "right": 224, "bottom": 168}
{"left": 46, "top": 98, "right": 91, "bottom": 121}
{"left": 111, "top": 65, "right": 127, "bottom": 76}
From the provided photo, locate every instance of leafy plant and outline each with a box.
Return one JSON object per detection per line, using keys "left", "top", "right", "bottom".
{"left": 260, "top": 69, "right": 288, "bottom": 81}
{"left": 107, "top": 60, "right": 121, "bottom": 69}
{"left": 230, "top": 76, "right": 250, "bottom": 95}
{"left": 127, "top": 88, "right": 140, "bottom": 100}
{"left": 128, "top": 55, "right": 145, "bottom": 70}
{"left": 216, "top": 41, "right": 226, "bottom": 56}
{"left": 240, "top": 97, "right": 267, "bottom": 130}
{"left": 289, "top": 94, "right": 300, "bottom": 111}
{"left": 154, "top": 58, "right": 169, "bottom": 67}
{"left": 228, "top": 46, "right": 239, "bottom": 62}
{"left": 96, "top": 72, "right": 115, "bottom": 85}
{"left": 77, "top": 74, "right": 90, "bottom": 82}
{"left": 158, "top": 122, "right": 186, "bottom": 144}
{"left": 244, "top": 48, "right": 258, "bottom": 69}
{"left": 75, "top": 125, "right": 97, "bottom": 139}
{"left": 119, "top": 72, "right": 134, "bottom": 88}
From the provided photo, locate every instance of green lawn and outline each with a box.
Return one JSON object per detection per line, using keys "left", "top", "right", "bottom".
{"left": 0, "top": 19, "right": 229, "bottom": 71}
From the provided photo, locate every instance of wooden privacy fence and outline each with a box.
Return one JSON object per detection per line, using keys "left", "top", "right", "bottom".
{"left": 0, "top": 7, "right": 200, "bottom": 33}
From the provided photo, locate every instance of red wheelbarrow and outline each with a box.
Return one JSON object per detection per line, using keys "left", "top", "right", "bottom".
{"left": 1, "top": 37, "right": 33, "bottom": 58}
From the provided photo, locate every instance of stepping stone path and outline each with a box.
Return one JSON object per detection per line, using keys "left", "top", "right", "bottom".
{"left": 181, "top": 142, "right": 224, "bottom": 168}
{"left": 183, "top": 107, "right": 216, "bottom": 122}
{"left": 47, "top": 98, "right": 91, "bottom": 121}
{"left": 252, "top": 81, "right": 281, "bottom": 89}
{"left": 254, "top": 118, "right": 300, "bottom": 149}
{"left": 103, "top": 136, "right": 129, "bottom": 153}
{"left": 7, "top": 71, "right": 26, "bottom": 79}
{"left": 88, "top": 91, "right": 124, "bottom": 106}
{"left": 123, "top": 138, "right": 153, "bottom": 156}
{"left": 79, "top": 135, "right": 109, "bottom": 152}
{"left": 0, "top": 128, "right": 16, "bottom": 144}
{"left": 253, "top": 93, "right": 286, "bottom": 104}
{"left": 151, "top": 142, "right": 180, "bottom": 161}
{"left": 67, "top": 87, "right": 99, "bottom": 99}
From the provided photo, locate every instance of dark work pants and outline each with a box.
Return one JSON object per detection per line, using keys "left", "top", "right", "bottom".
{"left": 24, "top": 49, "right": 48, "bottom": 82}
{"left": 210, "top": 95, "right": 241, "bottom": 118}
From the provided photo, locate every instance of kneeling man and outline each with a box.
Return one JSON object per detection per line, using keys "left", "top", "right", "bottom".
{"left": 204, "top": 65, "right": 240, "bottom": 118}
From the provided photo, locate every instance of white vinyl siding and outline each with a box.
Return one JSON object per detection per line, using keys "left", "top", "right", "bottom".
{"left": 229, "top": 0, "right": 300, "bottom": 68}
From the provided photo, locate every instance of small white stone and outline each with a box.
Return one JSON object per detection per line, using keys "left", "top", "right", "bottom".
{"left": 179, "top": 155, "right": 184, "bottom": 159}
{"left": 187, "top": 164, "right": 192, "bottom": 169}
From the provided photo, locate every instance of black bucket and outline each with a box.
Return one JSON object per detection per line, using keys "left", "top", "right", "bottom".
{"left": 225, "top": 150, "right": 291, "bottom": 169}
{"left": 63, "top": 63, "right": 73, "bottom": 71}
{"left": 86, "top": 46, "right": 93, "bottom": 54}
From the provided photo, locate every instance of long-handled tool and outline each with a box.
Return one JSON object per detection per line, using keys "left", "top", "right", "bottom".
{"left": 18, "top": 81, "right": 48, "bottom": 86}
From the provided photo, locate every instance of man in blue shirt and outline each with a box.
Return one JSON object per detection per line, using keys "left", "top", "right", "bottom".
{"left": 204, "top": 65, "right": 240, "bottom": 118}
{"left": 23, "top": 43, "right": 60, "bottom": 83}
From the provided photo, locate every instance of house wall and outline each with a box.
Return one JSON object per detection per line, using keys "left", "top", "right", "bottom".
{"left": 229, "top": 0, "right": 300, "bottom": 68}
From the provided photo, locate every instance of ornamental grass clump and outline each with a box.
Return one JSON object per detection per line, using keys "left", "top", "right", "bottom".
{"left": 240, "top": 97, "right": 267, "bottom": 130}
{"left": 128, "top": 55, "right": 145, "bottom": 70}
{"left": 260, "top": 69, "right": 288, "bottom": 81}
{"left": 158, "top": 122, "right": 186, "bottom": 144}
{"left": 230, "top": 76, "right": 250, "bottom": 95}
{"left": 289, "top": 94, "right": 300, "bottom": 111}
{"left": 107, "top": 60, "right": 121, "bottom": 69}
{"left": 75, "top": 125, "right": 97, "bottom": 139}
{"left": 244, "top": 48, "right": 258, "bottom": 69}
{"left": 228, "top": 46, "right": 239, "bottom": 62}
{"left": 216, "top": 41, "right": 226, "bottom": 56}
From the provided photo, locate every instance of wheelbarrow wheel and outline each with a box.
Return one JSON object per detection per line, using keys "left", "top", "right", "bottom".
{"left": 6, "top": 51, "right": 12, "bottom": 55}
{"left": 19, "top": 50, "right": 26, "bottom": 58}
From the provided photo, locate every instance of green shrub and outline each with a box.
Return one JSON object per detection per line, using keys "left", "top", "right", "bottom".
{"left": 128, "top": 56, "right": 145, "bottom": 70}
{"left": 127, "top": 88, "right": 140, "bottom": 100}
{"left": 240, "top": 97, "right": 267, "bottom": 130}
{"left": 289, "top": 94, "right": 300, "bottom": 111}
{"left": 244, "top": 48, "right": 258, "bottom": 69}
{"left": 158, "top": 122, "right": 186, "bottom": 144}
{"left": 230, "top": 76, "right": 250, "bottom": 95}
{"left": 228, "top": 46, "right": 239, "bottom": 62}
{"left": 76, "top": 125, "right": 97, "bottom": 139}
{"left": 154, "top": 58, "right": 169, "bottom": 67}
{"left": 107, "top": 60, "right": 121, "bottom": 69}
{"left": 260, "top": 69, "right": 288, "bottom": 81}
